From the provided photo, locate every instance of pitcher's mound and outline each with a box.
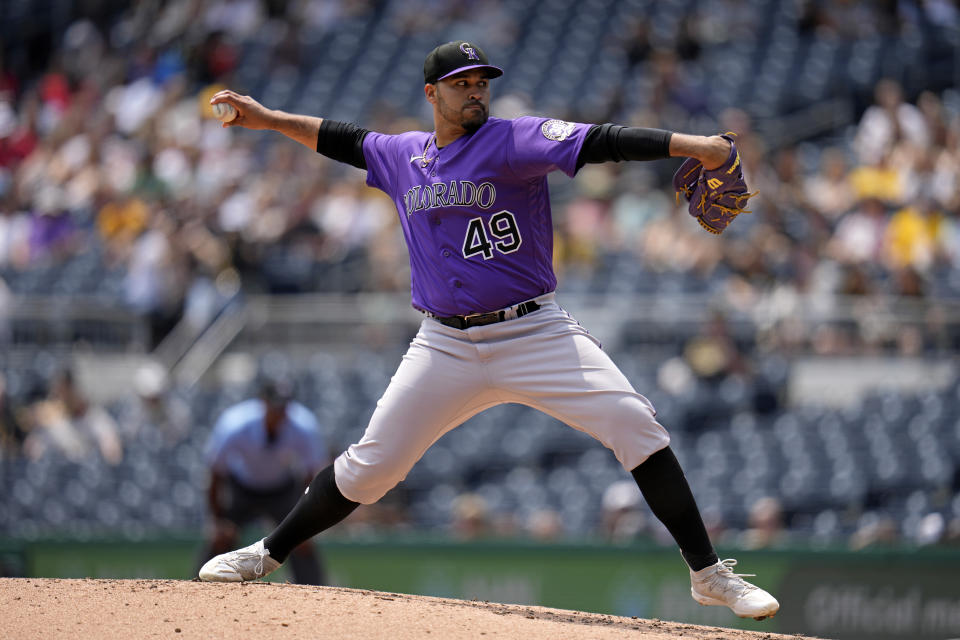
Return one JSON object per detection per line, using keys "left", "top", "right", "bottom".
{"left": 2, "top": 578, "right": 821, "bottom": 639}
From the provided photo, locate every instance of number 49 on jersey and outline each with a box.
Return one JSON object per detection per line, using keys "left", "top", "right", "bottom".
{"left": 462, "top": 210, "right": 522, "bottom": 260}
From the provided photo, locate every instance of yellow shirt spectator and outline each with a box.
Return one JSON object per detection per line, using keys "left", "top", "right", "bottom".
{"left": 849, "top": 163, "right": 902, "bottom": 205}
{"left": 885, "top": 204, "right": 943, "bottom": 270}
{"left": 97, "top": 195, "right": 149, "bottom": 243}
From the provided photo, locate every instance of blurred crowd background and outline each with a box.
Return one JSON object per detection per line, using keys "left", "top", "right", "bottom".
{"left": 1, "top": 0, "right": 960, "bottom": 562}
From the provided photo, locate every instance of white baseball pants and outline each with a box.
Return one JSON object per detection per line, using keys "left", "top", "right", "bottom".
{"left": 333, "top": 293, "right": 670, "bottom": 504}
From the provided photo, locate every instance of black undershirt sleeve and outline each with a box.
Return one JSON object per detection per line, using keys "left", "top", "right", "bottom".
{"left": 576, "top": 123, "right": 673, "bottom": 170}
{"left": 316, "top": 119, "right": 370, "bottom": 170}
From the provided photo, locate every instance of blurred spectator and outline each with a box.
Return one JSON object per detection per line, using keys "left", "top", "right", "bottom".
{"left": 116, "top": 364, "right": 192, "bottom": 446}
{"left": 450, "top": 493, "right": 492, "bottom": 540}
{"left": 917, "top": 91, "right": 951, "bottom": 150}
{"left": 914, "top": 512, "right": 947, "bottom": 546}
{"left": 199, "top": 379, "right": 328, "bottom": 585}
{"left": 740, "top": 496, "right": 788, "bottom": 550}
{"left": 22, "top": 368, "right": 123, "bottom": 464}
{"left": 648, "top": 49, "right": 709, "bottom": 127}
{"left": 203, "top": 0, "right": 264, "bottom": 40}
{"left": 884, "top": 197, "right": 945, "bottom": 272}
{"left": 0, "top": 275, "right": 10, "bottom": 343}
{"left": 848, "top": 151, "right": 903, "bottom": 205}
{"left": 805, "top": 147, "right": 855, "bottom": 222}
{"left": 902, "top": 146, "right": 954, "bottom": 209}
{"left": 0, "top": 52, "right": 18, "bottom": 101}
{"left": 0, "top": 372, "right": 29, "bottom": 456}
{"left": 849, "top": 512, "right": 900, "bottom": 550}
{"left": 684, "top": 312, "right": 745, "bottom": 383}
{"left": 0, "top": 98, "right": 37, "bottom": 169}
{"left": 601, "top": 480, "right": 646, "bottom": 542}
{"left": 97, "top": 190, "right": 149, "bottom": 260}
{"left": 27, "top": 187, "right": 80, "bottom": 264}
{"left": 0, "top": 210, "right": 29, "bottom": 269}
{"left": 853, "top": 79, "right": 929, "bottom": 164}
{"left": 945, "top": 517, "right": 960, "bottom": 546}
{"left": 674, "top": 15, "right": 702, "bottom": 61}
{"left": 123, "top": 209, "right": 187, "bottom": 347}
{"left": 525, "top": 508, "right": 563, "bottom": 542}
{"left": 891, "top": 265, "right": 926, "bottom": 298}
{"left": 622, "top": 18, "right": 652, "bottom": 66}
{"left": 828, "top": 197, "right": 889, "bottom": 267}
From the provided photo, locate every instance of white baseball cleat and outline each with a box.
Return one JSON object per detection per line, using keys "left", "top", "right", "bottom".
{"left": 690, "top": 558, "right": 780, "bottom": 620}
{"left": 198, "top": 538, "right": 282, "bottom": 582}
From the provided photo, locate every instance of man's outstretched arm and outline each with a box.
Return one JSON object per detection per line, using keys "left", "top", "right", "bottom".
{"left": 210, "top": 90, "right": 322, "bottom": 150}
{"left": 210, "top": 90, "right": 368, "bottom": 169}
{"left": 576, "top": 124, "right": 750, "bottom": 234}
{"left": 577, "top": 125, "right": 731, "bottom": 171}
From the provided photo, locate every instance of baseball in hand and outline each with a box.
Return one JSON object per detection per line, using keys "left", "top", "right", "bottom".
{"left": 212, "top": 102, "right": 237, "bottom": 123}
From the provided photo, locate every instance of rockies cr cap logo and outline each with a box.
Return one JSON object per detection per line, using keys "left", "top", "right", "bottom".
{"left": 423, "top": 41, "right": 503, "bottom": 84}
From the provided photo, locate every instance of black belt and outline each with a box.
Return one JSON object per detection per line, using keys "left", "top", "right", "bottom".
{"left": 430, "top": 300, "right": 541, "bottom": 330}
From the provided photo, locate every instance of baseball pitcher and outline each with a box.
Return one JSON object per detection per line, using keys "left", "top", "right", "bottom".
{"left": 199, "top": 41, "right": 776, "bottom": 621}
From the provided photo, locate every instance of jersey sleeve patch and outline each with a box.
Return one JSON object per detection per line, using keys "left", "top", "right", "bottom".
{"left": 541, "top": 119, "right": 576, "bottom": 142}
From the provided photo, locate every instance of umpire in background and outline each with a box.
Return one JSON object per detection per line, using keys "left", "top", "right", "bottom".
{"left": 198, "top": 379, "right": 328, "bottom": 584}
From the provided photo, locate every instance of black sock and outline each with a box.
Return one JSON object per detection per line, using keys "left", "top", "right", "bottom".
{"left": 264, "top": 464, "right": 359, "bottom": 563}
{"left": 631, "top": 446, "right": 718, "bottom": 572}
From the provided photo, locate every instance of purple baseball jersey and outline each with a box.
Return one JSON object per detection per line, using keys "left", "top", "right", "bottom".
{"left": 363, "top": 116, "right": 590, "bottom": 317}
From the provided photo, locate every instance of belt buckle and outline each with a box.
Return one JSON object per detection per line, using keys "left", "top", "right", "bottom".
{"left": 460, "top": 311, "right": 489, "bottom": 328}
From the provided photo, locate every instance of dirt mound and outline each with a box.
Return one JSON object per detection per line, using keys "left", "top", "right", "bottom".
{"left": 2, "top": 578, "right": 821, "bottom": 639}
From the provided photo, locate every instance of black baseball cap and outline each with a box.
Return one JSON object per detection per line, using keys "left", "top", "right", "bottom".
{"left": 423, "top": 41, "right": 503, "bottom": 84}
{"left": 260, "top": 378, "right": 294, "bottom": 406}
